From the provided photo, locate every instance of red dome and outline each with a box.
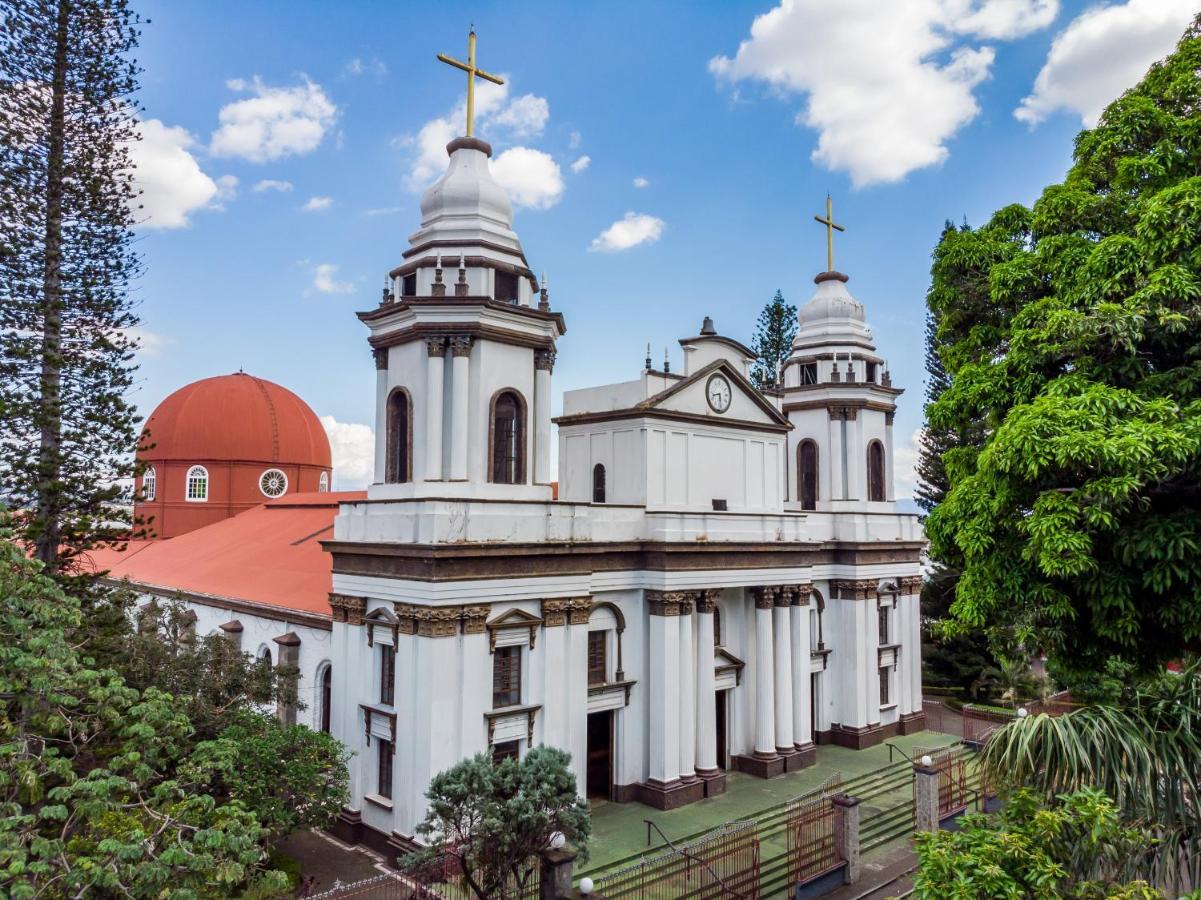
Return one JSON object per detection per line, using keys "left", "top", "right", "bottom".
{"left": 140, "top": 373, "right": 331, "bottom": 467}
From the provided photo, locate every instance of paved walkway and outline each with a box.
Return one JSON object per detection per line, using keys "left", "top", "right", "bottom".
{"left": 584, "top": 730, "right": 956, "bottom": 873}
{"left": 275, "top": 828, "right": 389, "bottom": 894}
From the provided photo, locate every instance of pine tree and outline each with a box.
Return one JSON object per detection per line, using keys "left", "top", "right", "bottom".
{"left": 0, "top": 0, "right": 144, "bottom": 578}
{"left": 750, "top": 289, "right": 797, "bottom": 389}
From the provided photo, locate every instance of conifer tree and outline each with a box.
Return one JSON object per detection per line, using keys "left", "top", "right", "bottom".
{"left": 0, "top": 0, "right": 144, "bottom": 577}
{"left": 750, "top": 289, "right": 797, "bottom": 389}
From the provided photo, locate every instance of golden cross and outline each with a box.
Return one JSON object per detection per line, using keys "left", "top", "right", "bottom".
{"left": 813, "top": 194, "right": 846, "bottom": 273}
{"left": 436, "top": 29, "right": 505, "bottom": 139}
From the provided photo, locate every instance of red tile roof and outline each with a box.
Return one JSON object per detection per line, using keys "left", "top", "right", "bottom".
{"left": 82, "top": 491, "right": 364, "bottom": 617}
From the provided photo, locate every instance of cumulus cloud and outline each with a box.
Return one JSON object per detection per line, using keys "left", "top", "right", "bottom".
{"left": 302, "top": 195, "right": 333, "bottom": 212}
{"left": 589, "top": 212, "right": 665, "bottom": 252}
{"left": 129, "top": 118, "right": 220, "bottom": 229}
{"left": 570, "top": 154, "right": 591, "bottom": 174}
{"left": 121, "top": 326, "right": 173, "bottom": 357}
{"left": 491, "top": 147, "right": 565, "bottom": 210}
{"left": 1016, "top": 0, "right": 1194, "bottom": 127}
{"left": 253, "top": 178, "right": 293, "bottom": 192}
{"left": 210, "top": 76, "right": 337, "bottom": 163}
{"left": 710, "top": 0, "right": 1060, "bottom": 186}
{"left": 320, "top": 415, "right": 375, "bottom": 490}
{"left": 569, "top": 130, "right": 582, "bottom": 149}
{"left": 633, "top": 176, "right": 649, "bottom": 188}
{"left": 401, "top": 80, "right": 560, "bottom": 209}
{"left": 312, "top": 263, "right": 353, "bottom": 294}
{"left": 344, "top": 57, "right": 387, "bottom": 78}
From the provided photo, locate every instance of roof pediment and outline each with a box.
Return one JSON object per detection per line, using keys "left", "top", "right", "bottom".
{"left": 637, "top": 359, "right": 791, "bottom": 431}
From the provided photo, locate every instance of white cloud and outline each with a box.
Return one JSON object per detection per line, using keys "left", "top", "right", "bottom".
{"left": 490, "top": 147, "right": 565, "bottom": 210}
{"left": 302, "top": 195, "right": 333, "bottom": 212}
{"left": 211, "top": 76, "right": 337, "bottom": 163}
{"left": 570, "top": 155, "right": 591, "bottom": 174}
{"left": 253, "top": 178, "right": 293, "bottom": 193}
{"left": 569, "top": 130, "right": 582, "bottom": 149}
{"left": 489, "top": 94, "right": 550, "bottom": 139}
{"left": 121, "top": 326, "right": 173, "bottom": 357}
{"left": 129, "top": 118, "right": 219, "bottom": 230}
{"left": 710, "top": 0, "right": 1061, "bottom": 186}
{"left": 344, "top": 57, "right": 387, "bottom": 78}
{"left": 1016, "top": 0, "right": 1194, "bottom": 127}
{"left": 211, "top": 174, "right": 238, "bottom": 207}
{"left": 319, "top": 415, "right": 374, "bottom": 490}
{"left": 363, "top": 206, "right": 405, "bottom": 217}
{"left": 633, "top": 176, "right": 650, "bottom": 188}
{"left": 589, "top": 212, "right": 665, "bottom": 252}
{"left": 312, "top": 263, "right": 353, "bottom": 294}
{"left": 893, "top": 428, "right": 922, "bottom": 500}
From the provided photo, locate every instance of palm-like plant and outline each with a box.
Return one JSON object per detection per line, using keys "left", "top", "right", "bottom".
{"left": 979, "top": 659, "right": 1201, "bottom": 891}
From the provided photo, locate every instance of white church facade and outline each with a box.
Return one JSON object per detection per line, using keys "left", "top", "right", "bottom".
{"left": 321, "top": 131, "right": 925, "bottom": 853}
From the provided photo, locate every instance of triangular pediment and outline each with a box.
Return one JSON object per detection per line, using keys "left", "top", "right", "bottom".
{"left": 638, "top": 359, "right": 790, "bottom": 430}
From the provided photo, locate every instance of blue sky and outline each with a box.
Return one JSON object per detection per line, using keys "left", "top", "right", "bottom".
{"left": 128, "top": 0, "right": 1196, "bottom": 491}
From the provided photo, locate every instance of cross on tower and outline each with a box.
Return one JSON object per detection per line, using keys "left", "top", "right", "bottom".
{"left": 813, "top": 194, "right": 846, "bottom": 273}
{"left": 436, "top": 29, "right": 505, "bottom": 139}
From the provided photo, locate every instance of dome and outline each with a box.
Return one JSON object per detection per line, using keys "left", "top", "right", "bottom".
{"left": 797, "top": 272, "right": 866, "bottom": 326}
{"left": 793, "top": 272, "right": 876, "bottom": 352}
{"left": 410, "top": 137, "right": 522, "bottom": 255}
{"left": 140, "top": 373, "right": 331, "bottom": 467}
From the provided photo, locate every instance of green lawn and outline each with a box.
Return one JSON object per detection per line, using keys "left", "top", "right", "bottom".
{"left": 581, "top": 730, "right": 958, "bottom": 875}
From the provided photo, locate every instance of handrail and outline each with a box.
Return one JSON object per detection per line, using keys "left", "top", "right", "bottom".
{"left": 641, "top": 820, "right": 748, "bottom": 900}
{"left": 884, "top": 741, "right": 914, "bottom": 765}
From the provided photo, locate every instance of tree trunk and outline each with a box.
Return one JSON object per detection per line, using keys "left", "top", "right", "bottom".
{"left": 34, "top": 0, "right": 70, "bottom": 569}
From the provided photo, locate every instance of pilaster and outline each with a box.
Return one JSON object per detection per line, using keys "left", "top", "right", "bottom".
{"left": 449, "top": 335, "right": 472, "bottom": 481}
{"left": 533, "top": 350, "right": 555, "bottom": 485}
{"left": 424, "top": 337, "right": 445, "bottom": 481}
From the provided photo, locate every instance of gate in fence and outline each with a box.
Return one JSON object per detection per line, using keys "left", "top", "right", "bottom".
{"left": 915, "top": 746, "right": 969, "bottom": 819}
{"left": 786, "top": 774, "right": 844, "bottom": 888}
{"left": 592, "top": 820, "right": 760, "bottom": 899}
{"left": 960, "top": 704, "right": 1015, "bottom": 746}
{"left": 306, "top": 858, "right": 540, "bottom": 900}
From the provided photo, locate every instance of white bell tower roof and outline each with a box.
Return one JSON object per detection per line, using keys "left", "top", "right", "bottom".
{"left": 793, "top": 271, "right": 876, "bottom": 353}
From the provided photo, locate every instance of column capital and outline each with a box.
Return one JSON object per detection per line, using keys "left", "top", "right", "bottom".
{"left": 329, "top": 593, "right": 367, "bottom": 625}
{"left": 373, "top": 347, "right": 388, "bottom": 370}
{"left": 831, "top": 578, "right": 879, "bottom": 600}
{"left": 393, "top": 602, "right": 418, "bottom": 635}
{"left": 773, "top": 588, "right": 793, "bottom": 609}
{"left": 788, "top": 584, "right": 813, "bottom": 606}
{"left": 542, "top": 598, "right": 570, "bottom": 626}
{"left": 568, "top": 596, "right": 591, "bottom": 625}
{"left": 694, "top": 589, "right": 721, "bottom": 614}
{"left": 534, "top": 348, "right": 557, "bottom": 372}
{"left": 425, "top": 335, "right": 447, "bottom": 357}
{"left": 461, "top": 604, "right": 490, "bottom": 635}
{"left": 751, "top": 586, "right": 778, "bottom": 610}
{"left": 450, "top": 334, "right": 474, "bottom": 357}
{"left": 414, "top": 605, "right": 462, "bottom": 637}
{"left": 899, "top": 575, "right": 924, "bottom": 594}
{"left": 646, "top": 590, "right": 690, "bottom": 616}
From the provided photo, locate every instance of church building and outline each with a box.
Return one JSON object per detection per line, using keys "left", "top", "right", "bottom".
{"left": 91, "top": 36, "right": 926, "bottom": 861}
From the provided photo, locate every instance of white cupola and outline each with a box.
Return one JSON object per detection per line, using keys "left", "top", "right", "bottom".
{"left": 794, "top": 272, "right": 875, "bottom": 354}
{"left": 411, "top": 137, "right": 521, "bottom": 255}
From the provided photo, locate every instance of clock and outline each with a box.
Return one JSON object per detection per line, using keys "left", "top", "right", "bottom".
{"left": 706, "top": 373, "right": 732, "bottom": 413}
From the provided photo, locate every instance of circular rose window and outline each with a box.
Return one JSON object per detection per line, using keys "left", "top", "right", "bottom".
{"left": 259, "top": 468, "right": 288, "bottom": 498}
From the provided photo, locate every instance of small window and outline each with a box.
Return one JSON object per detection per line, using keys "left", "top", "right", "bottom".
{"left": 186, "top": 465, "right": 208, "bottom": 502}
{"left": 878, "top": 603, "right": 890, "bottom": 646}
{"left": 866, "top": 362, "right": 878, "bottom": 383}
{"left": 879, "top": 667, "right": 891, "bottom": 706}
{"left": 592, "top": 464, "right": 606, "bottom": 503}
{"left": 800, "top": 363, "right": 818, "bottom": 385}
{"left": 320, "top": 664, "right": 332, "bottom": 733}
{"left": 588, "top": 631, "right": 607, "bottom": 685}
{"left": 495, "top": 270, "right": 519, "bottom": 304}
{"left": 493, "top": 646, "right": 522, "bottom": 708}
{"left": 318, "top": 471, "right": 330, "bottom": 492}
{"left": 259, "top": 468, "right": 288, "bottom": 498}
{"left": 491, "top": 391, "right": 526, "bottom": 485}
{"left": 798, "top": 440, "right": 818, "bottom": 510}
{"left": 402, "top": 273, "right": 417, "bottom": 296}
{"left": 868, "top": 440, "right": 886, "bottom": 502}
{"left": 380, "top": 644, "right": 396, "bottom": 707}
{"left": 142, "top": 466, "right": 156, "bottom": 502}
{"left": 258, "top": 645, "right": 272, "bottom": 666}
{"left": 386, "top": 390, "right": 412, "bottom": 483}
{"left": 377, "top": 739, "right": 394, "bottom": 798}
{"left": 492, "top": 740, "right": 520, "bottom": 764}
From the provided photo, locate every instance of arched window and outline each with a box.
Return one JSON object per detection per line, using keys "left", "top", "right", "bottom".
{"left": 798, "top": 440, "right": 818, "bottom": 510}
{"left": 186, "top": 465, "right": 208, "bottom": 502}
{"left": 142, "top": 466, "right": 156, "bottom": 502}
{"left": 867, "top": 440, "right": 886, "bottom": 502}
{"left": 318, "top": 662, "right": 332, "bottom": 733}
{"left": 592, "top": 463, "right": 606, "bottom": 503}
{"left": 318, "top": 471, "right": 330, "bottom": 492}
{"left": 258, "top": 645, "right": 272, "bottom": 666}
{"left": 386, "top": 389, "right": 412, "bottom": 483}
{"left": 490, "top": 390, "right": 526, "bottom": 484}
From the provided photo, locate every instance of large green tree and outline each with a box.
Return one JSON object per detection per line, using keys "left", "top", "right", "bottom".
{"left": 749, "top": 289, "right": 796, "bottom": 389}
{"left": 0, "top": 0, "right": 145, "bottom": 577}
{"left": 925, "top": 18, "right": 1201, "bottom": 680}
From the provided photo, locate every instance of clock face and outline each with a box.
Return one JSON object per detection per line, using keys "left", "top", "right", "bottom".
{"left": 706, "top": 374, "right": 733, "bottom": 413}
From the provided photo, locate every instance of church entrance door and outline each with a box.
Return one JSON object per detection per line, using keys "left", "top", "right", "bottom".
{"left": 715, "top": 689, "right": 729, "bottom": 770}
{"left": 586, "top": 711, "right": 614, "bottom": 800}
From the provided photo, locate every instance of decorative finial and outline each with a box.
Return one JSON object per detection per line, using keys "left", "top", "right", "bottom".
{"left": 455, "top": 252, "right": 469, "bottom": 296}
{"left": 663, "top": 347, "right": 670, "bottom": 375}
{"left": 645, "top": 343, "right": 652, "bottom": 371}
{"left": 538, "top": 270, "right": 550, "bottom": 311}
{"left": 432, "top": 255, "right": 446, "bottom": 296}
{"left": 436, "top": 29, "right": 505, "bottom": 138}
{"left": 813, "top": 193, "right": 846, "bottom": 273}
{"left": 381, "top": 276, "right": 391, "bottom": 303}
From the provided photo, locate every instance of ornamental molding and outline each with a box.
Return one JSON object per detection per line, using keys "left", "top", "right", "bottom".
{"left": 329, "top": 593, "right": 367, "bottom": 625}
{"left": 827, "top": 405, "right": 859, "bottom": 421}
{"left": 751, "top": 586, "right": 779, "bottom": 610}
{"left": 830, "top": 579, "right": 880, "bottom": 600}
{"left": 425, "top": 336, "right": 447, "bottom": 357}
{"left": 645, "top": 590, "right": 693, "bottom": 617}
{"left": 462, "top": 605, "right": 490, "bottom": 635}
{"left": 373, "top": 347, "right": 388, "bottom": 370}
{"left": 534, "top": 348, "right": 557, "bottom": 372}
{"left": 414, "top": 605, "right": 462, "bottom": 638}
{"left": 542, "top": 598, "right": 571, "bottom": 627}
{"left": 899, "top": 575, "right": 924, "bottom": 594}
{"left": 450, "top": 334, "right": 474, "bottom": 357}
{"left": 694, "top": 589, "right": 722, "bottom": 614}
{"left": 788, "top": 584, "right": 813, "bottom": 606}
{"left": 487, "top": 608, "right": 542, "bottom": 651}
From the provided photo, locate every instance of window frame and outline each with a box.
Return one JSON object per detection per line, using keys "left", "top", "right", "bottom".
{"left": 867, "top": 439, "right": 886, "bottom": 502}
{"left": 592, "top": 463, "right": 607, "bottom": 504}
{"left": 798, "top": 439, "right": 819, "bottom": 510}
{"left": 385, "top": 387, "right": 413, "bottom": 484}
{"left": 318, "top": 471, "right": 330, "bottom": 492}
{"left": 879, "top": 666, "right": 891, "bottom": 707}
{"left": 259, "top": 468, "right": 289, "bottom": 498}
{"left": 379, "top": 643, "right": 396, "bottom": 707}
{"left": 377, "top": 738, "right": 394, "bottom": 799}
{"left": 142, "top": 466, "right": 156, "bottom": 502}
{"left": 489, "top": 389, "right": 527, "bottom": 485}
{"left": 492, "top": 645, "right": 523, "bottom": 709}
{"left": 878, "top": 602, "right": 890, "bottom": 646}
{"left": 185, "top": 465, "right": 209, "bottom": 502}
{"left": 319, "top": 662, "right": 332, "bottom": 733}
{"left": 587, "top": 630, "right": 608, "bottom": 686}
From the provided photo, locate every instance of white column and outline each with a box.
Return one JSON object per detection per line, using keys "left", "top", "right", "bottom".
{"left": 566, "top": 601, "right": 590, "bottom": 796}
{"left": 773, "top": 596, "right": 794, "bottom": 753}
{"left": 848, "top": 411, "right": 866, "bottom": 501}
{"left": 792, "top": 588, "right": 813, "bottom": 748}
{"left": 373, "top": 350, "right": 388, "bottom": 483}
{"left": 460, "top": 608, "right": 489, "bottom": 759}
{"left": 828, "top": 411, "right": 844, "bottom": 501}
{"left": 534, "top": 351, "right": 554, "bottom": 485}
{"left": 539, "top": 602, "right": 570, "bottom": 751}
{"left": 647, "top": 594, "right": 681, "bottom": 784}
{"left": 678, "top": 597, "right": 696, "bottom": 781}
{"left": 449, "top": 336, "right": 472, "bottom": 481}
{"left": 885, "top": 413, "right": 897, "bottom": 501}
{"left": 695, "top": 592, "right": 719, "bottom": 774}
{"left": 753, "top": 590, "right": 777, "bottom": 758}
{"left": 906, "top": 583, "right": 923, "bottom": 713}
{"left": 424, "top": 338, "right": 445, "bottom": 481}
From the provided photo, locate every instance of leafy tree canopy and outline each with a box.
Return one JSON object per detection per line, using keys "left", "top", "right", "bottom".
{"left": 750, "top": 290, "right": 797, "bottom": 389}
{"left": 925, "top": 18, "right": 1201, "bottom": 680}
{"left": 407, "top": 747, "right": 590, "bottom": 900}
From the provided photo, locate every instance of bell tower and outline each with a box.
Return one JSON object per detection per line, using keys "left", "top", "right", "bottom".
{"left": 358, "top": 32, "right": 564, "bottom": 501}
